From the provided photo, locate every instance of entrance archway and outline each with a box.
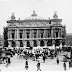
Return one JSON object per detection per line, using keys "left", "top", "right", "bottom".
{"left": 27, "top": 41, "right": 30, "bottom": 47}
{"left": 40, "top": 40, "right": 44, "bottom": 46}
{"left": 34, "top": 40, "right": 37, "bottom": 47}
{"left": 20, "top": 40, "right": 23, "bottom": 47}
{"left": 47, "top": 40, "right": 52, "bottom": 46}
{"left": 12, "top": 40, "right": 16, "bottom": 47}
{"left": 55, "top": 40, "right": 60, "bottom": 46}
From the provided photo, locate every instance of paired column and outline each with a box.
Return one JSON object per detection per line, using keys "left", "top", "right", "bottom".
{"left": 51, "top": 29, "right": 53, "bottom": 38}
{"left": 17, "top": 29, "right": 19, "bottom": 39}
{"left": 37, "top": 29, "right": 39, "bottom": 38}
{"left": 43, "top": 29, "right": 46, "bottom": 38}
{"left": 23, "top": 30, "right": 25, "bottom": 38}
{"left": 30, "top": 29, "right": 32, "bottom": 38}
{"left": 8, "top": 30, "right": 10, "bottom": 39}
{"left": 15, "top": 30, "right": 17, "bottom": 39}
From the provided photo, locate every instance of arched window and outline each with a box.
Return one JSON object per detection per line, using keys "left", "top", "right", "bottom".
{"left": 40, "top": 40, "right": 44, "bottom": 46}
{"left": 47, "top": 40, "right": 52, "bottom": 46}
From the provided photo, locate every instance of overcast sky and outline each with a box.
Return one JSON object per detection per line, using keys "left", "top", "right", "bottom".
{"left": 0, "top": 0, "right": 72, "bottom": 35}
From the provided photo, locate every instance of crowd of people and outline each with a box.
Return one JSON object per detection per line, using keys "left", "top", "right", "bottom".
{"left": 0, "top": 47, "right": 72, "bottom": 71}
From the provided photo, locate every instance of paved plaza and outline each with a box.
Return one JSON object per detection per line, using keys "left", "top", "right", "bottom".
{"left": 0, "top": 52, "right": 71, "bottom": 72}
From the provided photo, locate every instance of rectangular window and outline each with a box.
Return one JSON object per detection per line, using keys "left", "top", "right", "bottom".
{"left": 20, "top": 33, "right": 22, "bottom": 38}
{"left": 34, "top": 33, "right": 36, "bottom": 38}
{"left": 27, "top": 33, "right": 29, "bottom": 38}
{"left": 56, "top": 32, "right": 58, "bottom": 37}
{"left": 12, "top": 33, "right": 14, "bottom": 39}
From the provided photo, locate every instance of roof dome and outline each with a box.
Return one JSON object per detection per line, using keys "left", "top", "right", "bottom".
{"left": 24, "top": 10, "right": 46, "bottom": 20}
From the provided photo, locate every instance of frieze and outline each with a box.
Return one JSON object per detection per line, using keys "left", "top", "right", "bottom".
{"left": 8, "top": 21, "right": 50, "bottom": 27}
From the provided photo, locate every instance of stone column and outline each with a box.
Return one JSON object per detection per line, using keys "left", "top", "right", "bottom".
{"left": 44, "top": 40, "right": 47, "bottom": 46}
{"left": 15, "top": 30, "right": 17, "bottom": 39}
{"left": 8, "top": 41, "right": 12, "bottom": 48}
{"left": 16, "top": 41, "right": 19, "bottom": 47}
{"left": 8, "top": 30, "right": 10, "bottom": 39}
{"left": 60, "top": 28, "right": 62, "bottom": 37}
{"left": 37, "top": 29, "right": 40, "bottom": 38}
{"left": 45, "top": 30, "right": 47, "bottom": 38}
{"left": 17, "top": 29, "right": 19, "bottom": 39}
{"left": 25, "top": 30, "right": 26, "bottom": 38}
{"left": 58, "top": 29, "right": 60, "bottom": 38}
{"left": 53, "top": 29, "right": 55, "bottom": 38}
{"left": 30, "top": 29, "right": 32, "bottom": 38}
{"left": 52, "top": 39, "right": 55, "bottom": 45}
{"left": 60, "top": 29, "right": 61, "bottom": 37}
{"left": 25, "top": 41, "right": 27, "bottom": 47}
{"left": 51, "top": 29, "right": 53, "bottom": 38}
{"left": 23, "top": 30, "right": 25, "bottom": 38}
{"left": 43, "top": 29, "right": 46, "bottom": 38}
{"left": 23, "top": 30, "right": 24, "bottom": 39}
{"left": 23, "top": 40, "right": 26, "bottom": 47}
{"left": 10, "top": 30, "right": 12, "bottom": 39}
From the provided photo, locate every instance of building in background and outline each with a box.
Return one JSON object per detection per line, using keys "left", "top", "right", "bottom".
{"left": 66, "top": 33, "right": 72, "bottom": 46}
{"left": 3, "top": 11, "right": 66, "bottom": 49}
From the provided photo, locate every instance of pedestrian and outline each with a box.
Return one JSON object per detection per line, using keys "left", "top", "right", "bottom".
{"left": 69, "top": 60, "right": 71, "bottom": 69}
{"left": 6, "top": 56, "right": 11, "bottom": 67}
{"left": 36, "top": 61, "right": 41, "bottom": 71}
{"left": 36, "top": 54, "right": 38, "bottom": 61}
{"left": 25, "top": 59, "right": 28, "bottom": 70}
{"left": 56, "top": 57, "right": 59, "bottom": 64}
{"left": 33, "top": 54, "right": 35, "bottom": 61}
{"left": 63, "top": 62, "right": 66, "bottom": 70}
{"left": 43, "top": 55, "right": 45, "bottom": 63}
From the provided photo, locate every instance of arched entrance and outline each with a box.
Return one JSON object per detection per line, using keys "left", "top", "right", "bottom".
{"left": 27, "top": 41, "right": 30, "bottom": 47}
{"left": 20, "top": 40, "right": 23, "bottom": 47}
{"left": 12, "top": 40, "right": 16, "bottom": 47}
{"left": 55, "top": 39, "right": 60, "bottom": 46}
{"left": 34, "top": 40, "right": 37, "bottom": 47}
{"left": 47, "top": 40, "right": 52, "bottom": 46}
{"left": 62, "top": 39, "right": 65, "bottom": 46}
{"left": 40, "top": 40, "right": 44, "bottom": 46}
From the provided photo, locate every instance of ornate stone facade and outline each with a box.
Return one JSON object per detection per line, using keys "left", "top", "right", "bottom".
{"left": 0, "top": 35, "right": 3, "bottom": 48}
{"left": 4, "top": 11, "right": 66, "bottom": 49}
